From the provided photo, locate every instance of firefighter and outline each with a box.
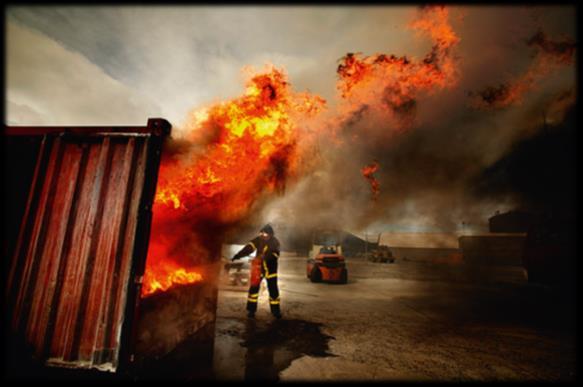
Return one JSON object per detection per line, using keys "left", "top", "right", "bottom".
{"left": 232, "top": 224, "right": 282, "bottom": 319}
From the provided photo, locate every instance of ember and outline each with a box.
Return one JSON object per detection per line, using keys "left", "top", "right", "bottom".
{"left": 361, "top": 160, "right": 381, "bottom": 201}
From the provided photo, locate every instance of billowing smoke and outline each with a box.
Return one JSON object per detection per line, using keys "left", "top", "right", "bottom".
{"left": 259, "top": 6, "right": 576, "bottom": 237}
{"left": 526, "top": 29, "right": 576, "bottom": 63}
{"left": 468, "top": 28, "right": 576, "bottom": 110}
{"left": 472, "top": 101, "right": 576, "bottom": 217}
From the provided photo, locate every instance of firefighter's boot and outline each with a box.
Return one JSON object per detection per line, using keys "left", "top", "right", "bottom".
{"left": 270, "top": 300, "right": 282, "bottom": 319}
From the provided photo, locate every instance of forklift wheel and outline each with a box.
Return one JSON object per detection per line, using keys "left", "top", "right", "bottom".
{"left": 339, "top": 269, "right": 348, "bottom": 284}
{"left": 310, "top": 266, "right": 322, "bottom": 283}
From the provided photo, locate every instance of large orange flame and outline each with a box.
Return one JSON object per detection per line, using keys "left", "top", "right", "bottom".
{"left": 142, "top": 65, "right": 325, "bottom": 297}
{"left": 336, "top": 6, "right": 460, "bottom": 128}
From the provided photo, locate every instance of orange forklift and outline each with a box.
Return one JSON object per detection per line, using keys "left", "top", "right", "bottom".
{"left": 306, "top": 230, "right": 348, "bottom": 284}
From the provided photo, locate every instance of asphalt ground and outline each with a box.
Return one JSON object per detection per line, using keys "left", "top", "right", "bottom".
{"left": 213, "top": 253, "right": 577, "bottom": 382}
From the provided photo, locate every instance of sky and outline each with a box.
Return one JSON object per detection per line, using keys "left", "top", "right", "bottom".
{"left": 5, "top": 5, "right": 577, "bottom": 234}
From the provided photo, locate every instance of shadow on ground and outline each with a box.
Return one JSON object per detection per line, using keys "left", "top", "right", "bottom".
{"left": 216, "top": 317, "right": 336, "bottom": 381}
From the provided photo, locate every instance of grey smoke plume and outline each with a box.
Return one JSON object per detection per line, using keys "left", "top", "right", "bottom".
{"left": 468, "top": 28, "right": 576, "bottom": 110}
{"left": 259, "top": 10, "right": 576, "bottom": 235}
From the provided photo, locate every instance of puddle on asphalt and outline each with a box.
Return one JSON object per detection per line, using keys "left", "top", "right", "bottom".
{"left": 214, "top": 317, "right": 336, "bottom": 381}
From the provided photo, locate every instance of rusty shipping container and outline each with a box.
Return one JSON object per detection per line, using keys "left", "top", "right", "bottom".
{"left": 4, "top": 118, "right": 170, "bottom": 373}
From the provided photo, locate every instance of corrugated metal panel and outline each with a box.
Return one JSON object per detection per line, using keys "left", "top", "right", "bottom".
{"left": 6, "top": 118, "right": 170, "bottom": 372}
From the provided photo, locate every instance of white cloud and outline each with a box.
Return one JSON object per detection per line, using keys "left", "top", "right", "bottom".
{"left": 6, "top": 20, "right": 162, "bottom": 126}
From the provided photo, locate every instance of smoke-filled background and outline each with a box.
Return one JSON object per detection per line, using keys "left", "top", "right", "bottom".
{"left": 6, "top": 5, "right": 577, "bottom": 240}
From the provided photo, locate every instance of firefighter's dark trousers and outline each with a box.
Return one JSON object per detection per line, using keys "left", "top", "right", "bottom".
{"left": 246, "top": 259, "right": 280, "bottom": 315}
